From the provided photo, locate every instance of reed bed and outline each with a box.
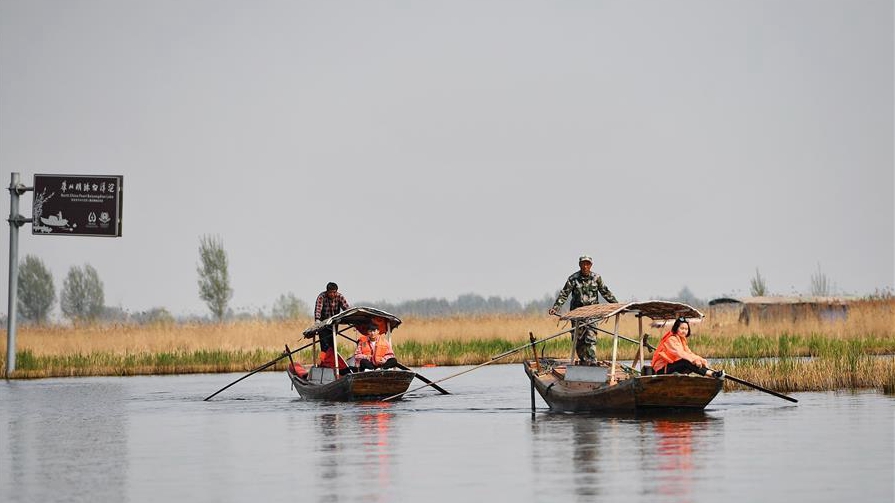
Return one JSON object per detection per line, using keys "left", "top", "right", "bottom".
{"left": 2, "top": 299, "right": 893, "bottom": 391}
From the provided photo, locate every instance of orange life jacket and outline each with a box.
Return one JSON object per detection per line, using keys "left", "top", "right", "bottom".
{"left": 354, "top": 335, "right": 395, "bottom": 366}
{"left": 651, "top": 330, "right": 700, "bottom": 372}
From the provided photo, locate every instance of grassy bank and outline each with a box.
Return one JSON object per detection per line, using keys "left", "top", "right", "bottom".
{"left": 2, "top": 298, "right": 893, "bottom": 391}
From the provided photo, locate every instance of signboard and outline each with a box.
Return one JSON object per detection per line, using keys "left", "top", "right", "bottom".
{"left": 32, "top": 174, "right": 123, "bottom": 237}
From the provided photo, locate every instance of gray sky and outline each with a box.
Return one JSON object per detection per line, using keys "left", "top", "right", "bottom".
{"left": 1, "top": 0, "right": 892, "bottom": 317}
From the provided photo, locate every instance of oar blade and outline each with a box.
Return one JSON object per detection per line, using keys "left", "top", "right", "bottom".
{"left": 714, "top": 369, "right": 798, "bottom": 403}
{"left": 396, "top": 363, "right": 450, "bottom": 394}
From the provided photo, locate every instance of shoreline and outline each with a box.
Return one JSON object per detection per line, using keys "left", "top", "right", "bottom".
{"left": 3, "top": 299, "right": 894, "bottom": 391}
{"left": 4, "top": 341, "right": 894, "bottom": 394}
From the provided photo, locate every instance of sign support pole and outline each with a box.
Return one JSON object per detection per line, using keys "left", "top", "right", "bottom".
{"left": 6, "top": 172, "right": 32, "bottom": 377}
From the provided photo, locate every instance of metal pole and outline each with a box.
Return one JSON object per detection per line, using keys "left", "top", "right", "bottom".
{"left": 6, "top": 172, "right": 28, "bottom": 377}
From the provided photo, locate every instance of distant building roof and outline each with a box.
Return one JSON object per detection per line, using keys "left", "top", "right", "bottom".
{"left": 709, "top": 296, "right": 852, "bottom": 306}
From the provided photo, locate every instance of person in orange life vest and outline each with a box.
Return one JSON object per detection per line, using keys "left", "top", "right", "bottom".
{"left": 318, "top": 326, "right": 352, "bottom": 376}
{"left": 354, "top": 322, "right": 398, "bottom": 371}
{"left": 651, "top": 317, "right": 722, "bottom": 378}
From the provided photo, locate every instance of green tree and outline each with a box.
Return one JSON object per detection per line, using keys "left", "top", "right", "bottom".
{"left": 197, "top": 234, "right": 233, "bottom": 321}
{"left": 17, "top": 254, "right": 55, "bottom": 323}
{"left": 271, "top": 292, "right": 309, "bottom": 320}
{"left": 60, "top": 264, "right": 105, "bottom": 323}
{"left": 750, "top": 268, "right": 767, "bottom": 296}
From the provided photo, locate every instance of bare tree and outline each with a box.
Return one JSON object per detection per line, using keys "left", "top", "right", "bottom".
{"left": 60, "top": 264, "right": 105, "bottom": 323}
{"left": 17, "top": 254, "right": 55, "bottom": 323}
{"left": 197, "top": 234, "right": 233, "bottom": 321}
{"left": 750, "top": 268, "right": 767, "bottom": 296}
{"left": 810, "top": 264, "right": 831, "bottom": 296}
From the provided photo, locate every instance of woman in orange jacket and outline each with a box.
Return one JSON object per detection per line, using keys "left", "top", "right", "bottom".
{"left": 354, "top": 323, "right": 398, "bottom": 371}
{"left": 651, "top": 317, "right": 722, "bottom": 378}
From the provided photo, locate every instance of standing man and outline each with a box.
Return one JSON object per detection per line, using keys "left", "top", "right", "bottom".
{"left": 315, "top": 282, "right": 349, "bottom": 323}
{"left": 548, "top": 255, "right": 618, "bottom": 365}
{"left": 314, "top": 282, "right": 350, "bottom": 352}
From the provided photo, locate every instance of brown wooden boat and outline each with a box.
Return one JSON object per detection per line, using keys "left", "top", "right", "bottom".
{"left": 287, "top": 366, "right": 416, "bottom": 401}
{"left": 525, "top": 301, "right": 723, "bottom": 412}
{"left": 287, "top": 307, "right": 415, "bottom": 401}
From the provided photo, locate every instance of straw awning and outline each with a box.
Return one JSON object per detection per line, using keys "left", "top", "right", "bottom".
{"left": 302, "top": 306, "right": 402, "bottom": 338}
{"left": 561, "top": 301, "right": 704, "bottom": 322}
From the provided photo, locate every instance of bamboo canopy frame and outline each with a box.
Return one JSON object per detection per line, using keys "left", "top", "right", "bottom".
{"left": 561, "top": 301, "right": 705, "bottom": 375}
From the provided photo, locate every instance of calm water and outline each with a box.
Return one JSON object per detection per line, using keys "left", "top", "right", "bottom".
{"left": 1, "top": 364, "right": 892, "bottom": 503}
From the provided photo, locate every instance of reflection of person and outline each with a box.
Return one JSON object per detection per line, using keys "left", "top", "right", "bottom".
{"left": 548, "top": 255, "right": 618, "bottom": 365}
{"left": 655, "top": 419, "right": 695, "bottom": 499}
{"left": 354, "top": 323, "right": 398, "bottom": 371}
{"left": 651, "top": 317, "right": 722, "bottom": 377}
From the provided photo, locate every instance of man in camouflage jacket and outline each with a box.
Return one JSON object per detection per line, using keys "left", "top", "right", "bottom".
{"left": 548, "top": 255, "right": 618, "bottom": 365}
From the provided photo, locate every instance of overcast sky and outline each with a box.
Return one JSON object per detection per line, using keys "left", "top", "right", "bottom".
{"left": 1, "top": 1, "right": 892, "bottom": 318}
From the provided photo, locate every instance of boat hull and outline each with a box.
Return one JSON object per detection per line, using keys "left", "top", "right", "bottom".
{"left": 524, "top": 360, "right": 722, "bottom": 412}
{"left": 288, "top": 367, "right": 415, "bottom": 401}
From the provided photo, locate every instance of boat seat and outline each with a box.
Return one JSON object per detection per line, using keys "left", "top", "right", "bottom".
{"left": 308, "top": 366, "right": 338, "bottom": 384}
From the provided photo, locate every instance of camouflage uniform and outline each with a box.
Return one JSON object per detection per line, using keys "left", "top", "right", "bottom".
{"left": 552, "top": 271, "right": 618, "bottom": 363}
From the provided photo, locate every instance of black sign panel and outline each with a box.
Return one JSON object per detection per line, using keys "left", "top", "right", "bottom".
{"left": 32, "top": 174, "right": 123, "bottom": 237}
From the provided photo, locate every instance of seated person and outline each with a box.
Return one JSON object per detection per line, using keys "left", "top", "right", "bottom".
{"left": 354, "top": 322, "right": 398, "bottom": 371}
{"left": 651, "top": 317, "right": 722, "bottom": 378}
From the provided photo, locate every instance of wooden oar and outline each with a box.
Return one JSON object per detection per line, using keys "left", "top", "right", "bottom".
{"left": 707, "top": 368, "right": 798, "bottom": 403}
{"left": 593, "top": 325, "right": 657, "bottom": 351}
{"left": 395, "top": 363, "right": 450, "bottom": 394}
{"left": 382, "top": 324, "right": 580, "bottom": 402}
{"left": 550, "top": 313, "right": 657, "bottom": 351}
{"left": 203, "top": 341, "right": 314, "bottom": 401}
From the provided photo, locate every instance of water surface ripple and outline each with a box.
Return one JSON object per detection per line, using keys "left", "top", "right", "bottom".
{"left": 1, "top": 364, "right": 892, "bottom": 502}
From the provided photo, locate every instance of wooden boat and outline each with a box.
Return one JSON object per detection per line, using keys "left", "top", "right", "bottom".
{"left": 524, "top": 301, "right": 723, "bottom": 412}
{"left": 286, "top": 306, "right": 415, "bottom": 401}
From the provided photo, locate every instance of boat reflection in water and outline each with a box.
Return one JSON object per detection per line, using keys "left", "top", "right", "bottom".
{"left": 529, "top": 408, "right": 722, "bottom": 500}
{"left": 310, "top": 404, "right": 398, "bottom": 499}
{"left": 653, "top": 418, "right": 696, "bottom": 501}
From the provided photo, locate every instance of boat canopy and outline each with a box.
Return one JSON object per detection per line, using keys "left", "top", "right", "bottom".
{"left": 302, "top": 306, "right": 403, "bottom": 338}
{"left": 561, "top": 301, "right": 704, "bottom": 322}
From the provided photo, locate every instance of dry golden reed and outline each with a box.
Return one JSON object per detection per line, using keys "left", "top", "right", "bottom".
{"left": 2, "top": 298, "right": 893, "bottom": 389}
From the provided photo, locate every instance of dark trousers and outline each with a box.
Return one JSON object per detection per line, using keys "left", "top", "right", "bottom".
{"left": 318, "top": 332, "right": 334, "bottom": 352}
{"left": 657, "top": 359, "right": 709, "bottom": 376}
{"left": 357, "top": 358, "right": 398, "bottom": 371}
